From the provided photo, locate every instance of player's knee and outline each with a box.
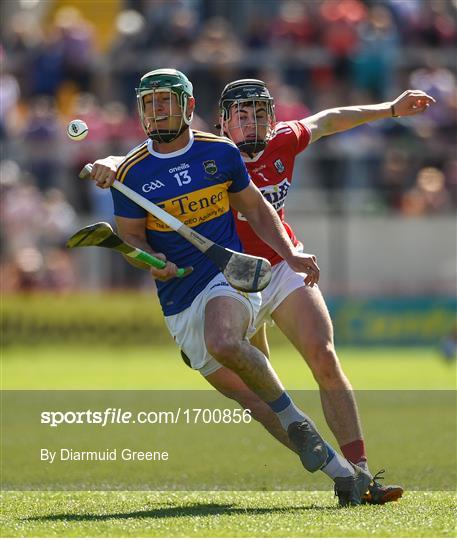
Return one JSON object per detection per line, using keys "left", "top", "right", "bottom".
{"left": 206, "top": 334, "right": 242, "bottom": 366}
{"left": 308, "top": 343, "right": 342, "bottom": 385}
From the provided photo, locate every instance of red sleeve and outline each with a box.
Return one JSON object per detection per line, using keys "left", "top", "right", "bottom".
{"left": 284, "top": 120, "right": 311, "bottom": 154}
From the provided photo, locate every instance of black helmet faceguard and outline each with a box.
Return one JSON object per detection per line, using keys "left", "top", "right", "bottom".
{"left": 218, "top": 79, "right": 275, "bottom": 157}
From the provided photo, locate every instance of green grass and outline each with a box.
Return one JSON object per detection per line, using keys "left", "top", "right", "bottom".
{"left": 1, "top": 491, "right": 455, "bottom": 537}
{"left": 2, "top": 345, "right": 455, "bottom": 389}
{"left": 2, "top": 344, "right": 456, "bottom": 537}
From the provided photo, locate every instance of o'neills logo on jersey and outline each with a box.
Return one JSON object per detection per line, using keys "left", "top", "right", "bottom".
{"left": 146, "top": 182, "right": 232, "bottom": 231}
{"left": 168, "top": 163, "right": 190, "bottom": 174}
{"left": 142, "top": 179, "right": 165, "bottom": 193}
{"left": 260, "top": 177, "right": 290, "bottom": 211}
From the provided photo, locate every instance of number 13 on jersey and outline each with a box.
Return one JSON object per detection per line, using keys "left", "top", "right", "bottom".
{"left": 174, "top": 171, "right": 192, "bottom": 186}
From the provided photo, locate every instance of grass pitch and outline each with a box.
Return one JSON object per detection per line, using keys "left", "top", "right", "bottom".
{"left": 2, "top": 343, "right": 456, "bottom": 537}
{"left": 1, "top": 491, "right": 455, "bottom": 537}
{"left": 3, "top": 344, "right": 455, "bottom": 390}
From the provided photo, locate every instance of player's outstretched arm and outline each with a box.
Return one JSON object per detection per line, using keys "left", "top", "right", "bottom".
{"left": 115, "top": 216, "right": 179, "bottom": 280}
{"left": 90, "top": 156, "right": 125, "bottom": 188}
{"left": 229, "top": 183, "right": 320, "bottom": 287}
{"left": 303, "top": 89, "right": 436, "bottom": 143}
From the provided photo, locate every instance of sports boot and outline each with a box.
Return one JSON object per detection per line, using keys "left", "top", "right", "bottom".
{"left": 362, "top": 469, "right": 404, "bottom": 504}
{"left": 334, "top": 464, "right": 372, "bottom": 507}
{"left": 333, "top": 475, "right": 356, "bottom": 507}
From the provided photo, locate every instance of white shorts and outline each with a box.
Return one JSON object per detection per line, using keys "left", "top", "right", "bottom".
{"left": 164, "top": 272, "right": 262, "bottom": 377}
{"left": 255, "top": 259, "right": 307, "bottom": 329}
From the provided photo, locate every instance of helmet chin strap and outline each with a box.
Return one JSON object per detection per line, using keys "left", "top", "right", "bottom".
{"left": 147, "top": 123, "right": 188, "bottom": 143}
{"left": 236, "top": 139, "right": 267, "bottom": 158}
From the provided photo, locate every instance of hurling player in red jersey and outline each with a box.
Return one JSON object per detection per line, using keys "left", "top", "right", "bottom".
{"left": 210, "top": 79, "right": 435, "bottom": 504}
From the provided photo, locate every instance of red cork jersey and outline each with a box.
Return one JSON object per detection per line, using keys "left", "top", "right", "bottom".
{"left": 234, "top": 120, "right": 311, "bottom": 265}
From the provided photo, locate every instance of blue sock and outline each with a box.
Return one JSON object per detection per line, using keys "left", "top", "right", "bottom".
{"left": 267, "top": 392, "right": 306, "bottom": 430}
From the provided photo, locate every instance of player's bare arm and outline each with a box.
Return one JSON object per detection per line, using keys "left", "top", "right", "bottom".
{"left": 115, "top": 216, "right": 178, "bottom": 280}
{"left": 229, "top": 182, "right": 320, "bottom": 286}
{"left": 303, "top": 89, "right": 436, "bottom": 143}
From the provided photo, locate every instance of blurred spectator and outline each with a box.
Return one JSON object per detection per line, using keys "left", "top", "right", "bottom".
{"left": 269, "top": 1, "right": 316, "bottom": 49}
{"left": 191, "top": 16, "right": 243, "bottom": 66}
{"left": 28, "top": 27, "right": 64, "bottom": 98}
{"left": 401, "top": 167, "right": 453, "bottom": 215}
{"left": 9, "top": 247, "right": 46, "bottom": 292}
{"left": 167, "top": 5, "right": 199, "bottom": 51}
{"left": 409, "top": 58, "right": 456, "bottom": 133}
{"left": 42, "top": 247, "right": 77, "bottom": 290}
{"left": 21, "top": 96, "right": 61, "bottom": 190}
{"left": 0, "top": 48, "right": 20, "bottom": 140}
{"left": 102, "top": 100, "right": 143, "bottom": 153}
{"left": 0, "top": 161, "right": 78, "bottom": 292}
{"left": 351, "top": 5, "right": 399, "bottom": 100}
{"left": 108, "top": 9, "right": 147, "bottom": 106}
{"left": 1, "top": 170, "right": 45, "bottom": 256}
{"left": 53, "top": 6, "right": 95, "bottom": 93}
{"left": 379, "top": 148, "right": 414, "bottom": 211}
{"left": 190, "top": 17, "right": 244, "bottom": 122}
{"left": 139, "top": 0, "right": 201, "bottom": 47}
{"left": 244, "top": 14, "right": 270, "bottom": 49}
{"left": 319, "top": 0, "right": 365, "bottom": 84}
{"left": 3, "top": 10, "right": 43, "bottom": 96}
{"left": 41, "top": 188, "right": 77, "bottom": 246}
{"left": 40, "top": 187, "right": 78, "bottom": 290}
{"left": 409, "top": 1, "right": 456, "bottom": 47}
{"left": 259, "top": 70, "right": 310, "bottom": 121}
{"left": 322, "top": 122, "right": 384, "bottom": 211}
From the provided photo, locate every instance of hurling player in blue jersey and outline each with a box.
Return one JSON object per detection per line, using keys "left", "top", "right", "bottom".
{"left": 90, "top": 68, "right": 373, "bottom": 506}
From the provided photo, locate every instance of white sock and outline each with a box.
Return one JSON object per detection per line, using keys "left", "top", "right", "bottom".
{"left": 321, "top": 444, "right": 355, "bottom": 479}
{"left": 275, "top": 402, "right": 306, "bottom": 430}
{"left": 356, "top": 460, "right": 372, "bottom": 477}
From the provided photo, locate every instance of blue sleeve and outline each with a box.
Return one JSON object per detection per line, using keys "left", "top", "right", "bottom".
{"left": 111, "top": 172, "right": 146, "bottom": 219}
{"left": 227, "top": 145, "right": 251, "bottom": 193}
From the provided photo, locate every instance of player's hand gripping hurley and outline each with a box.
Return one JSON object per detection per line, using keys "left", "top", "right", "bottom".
{"left": 66, "top": 222, "right": 192, "bottom": 277}
{"left": 79, "top": 164, "right": 272, "bottom": 292}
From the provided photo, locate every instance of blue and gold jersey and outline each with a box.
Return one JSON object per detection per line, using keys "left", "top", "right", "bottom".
{"left": 111, "top": 130, "right": 250, "bottom": 315}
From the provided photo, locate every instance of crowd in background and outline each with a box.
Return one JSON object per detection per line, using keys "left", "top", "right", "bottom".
{"left": 1, "top": 0, "right": 456, "bottom": 291}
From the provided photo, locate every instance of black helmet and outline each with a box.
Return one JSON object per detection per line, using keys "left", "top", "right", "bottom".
{"left": 218, "top": 79, "right": 275, "bottom": 156}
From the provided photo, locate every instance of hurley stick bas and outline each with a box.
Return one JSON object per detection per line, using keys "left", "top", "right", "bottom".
{"left": 79, "top": 164, "right": 271, "bottom": 292}
{"left": 66, "top": 222, "right": 192, "bottom": 278}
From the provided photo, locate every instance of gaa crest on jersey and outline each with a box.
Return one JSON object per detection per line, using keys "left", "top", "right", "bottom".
{"left": 274, "top": 159, "right": 285, "bottom": 173}
{"left": 203, "top": 160, "right": 218, "bottom": 175}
